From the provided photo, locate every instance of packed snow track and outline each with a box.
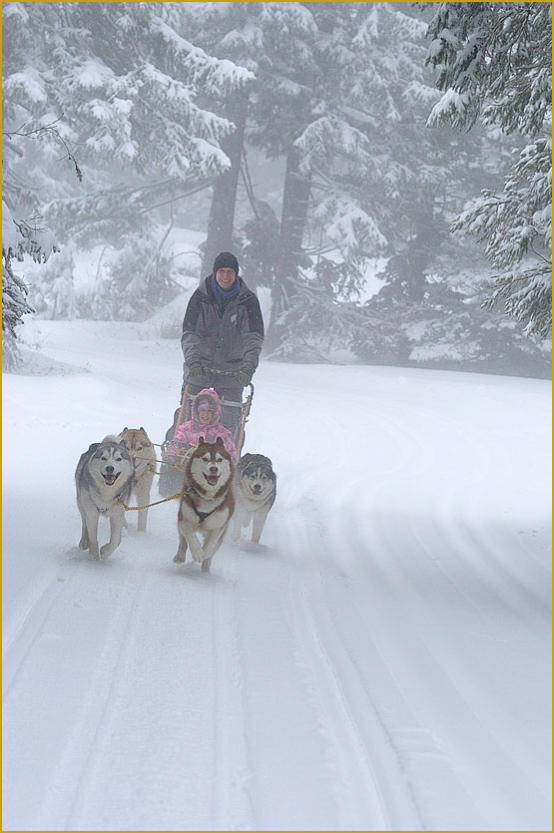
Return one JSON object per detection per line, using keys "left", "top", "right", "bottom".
{"left": 3, "top": 321, "right": 551, "bottom": 831}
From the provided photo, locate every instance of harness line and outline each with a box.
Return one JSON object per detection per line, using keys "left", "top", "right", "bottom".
{"left": 121, "top": 493, "right": 180, "bottom": 511}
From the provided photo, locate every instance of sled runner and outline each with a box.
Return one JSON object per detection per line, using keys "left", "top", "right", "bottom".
{"left": 158, "top": 380, "right": 254, "bottom": 498}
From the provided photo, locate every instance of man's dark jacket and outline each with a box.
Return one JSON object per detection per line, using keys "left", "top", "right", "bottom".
{"left": 181, "top": 276, "right": 264, "bottom": 385}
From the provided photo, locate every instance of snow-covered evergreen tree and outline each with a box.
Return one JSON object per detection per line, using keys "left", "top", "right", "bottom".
{"left": 165, "top": 3, "right": 500, "bottom": 363}
{"left": 178, "top": 3, "right": 320, "bottom": 325}
{"left": 426, "top": 2, "right": 552, "bottom": 337}
{"left": 252, "top": 2, "right": 499, "bottom": 358}
{"left": 2, "top": 200, "right": 58, "bottom": 368}
{"left": 352, "top": 261, "right": 550, "bottom": 377}
{"left": 28, "top": 246, "right": 77, "bottom": 320}
{"left": 3, "top": 3, "right": 250, "bottom": 186}
{"left": 2, "top": 2, "right": 253, "bottom": 325}
{"left": 100, "top": 228, "right": 179, "bottom": 321}
{"left": 173, "top": 3, "right": 261, "bottom": 275}
{"left": 248, "top": 3, "right": 320, "bottom": 351}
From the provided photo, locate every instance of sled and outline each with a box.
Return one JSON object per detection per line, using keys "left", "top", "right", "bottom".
{"left": 158, "top": 382, "right": 254, "bottom": 498}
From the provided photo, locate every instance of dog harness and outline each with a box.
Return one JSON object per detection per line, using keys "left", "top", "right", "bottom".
{"left": 185, "top": 484, "right": 224, "bottom": 523}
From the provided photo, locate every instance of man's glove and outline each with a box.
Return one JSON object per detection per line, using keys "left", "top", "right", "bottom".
{"left": 236, "top": 370, "right": 252, "bottom": 387}
{"left": 187, "top": 365, "right": 203, "bottom": 379}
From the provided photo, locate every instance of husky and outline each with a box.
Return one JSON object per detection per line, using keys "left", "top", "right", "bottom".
{"left": 173, "top": 437, "right": 235, "bottom": 573}
{"left": 232, "top": 453, "right": 276, "bottom": 544}
{"left": 118, "top": 426, "right": 156, "bottom": 532}
{"left": 75, "top": 436, "right": 134, "bottom": 560}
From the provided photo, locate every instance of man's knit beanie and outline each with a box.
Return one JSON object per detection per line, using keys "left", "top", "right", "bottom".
{"left": 213, "top": 251, "right": 239, "bottom": 275}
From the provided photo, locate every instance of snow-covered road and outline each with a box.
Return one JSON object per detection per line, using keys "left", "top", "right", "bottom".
{"left": 2, "top": 321, "right": 551, "bottom": 831}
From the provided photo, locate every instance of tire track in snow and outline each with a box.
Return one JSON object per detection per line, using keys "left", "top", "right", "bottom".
{"left": 223, "top": 535, "right": 352, "bottom": 831}
{"left": 210, "top": 551, "right": 254, "bottom": 831}
{"left": 407, "top": 512, "right": 551, "bottom": 807}
{"left": 281, "top": 511, "right": 423, "bottom": 831}
{"left": 323, "top": 511, "right": 485, "bottom": 831}
{"left": 60, "top": 572, "right": 155, "bottom": 830}
{"left": 322, "top": 385, "right": 550, "bottom": 824}
{"left": 31, "top": 560, "right": 151, "bottom": 831}
{"left": 61, "top": 548, "right": 224, "bottom": 831}
{"left": 419, "top": 424, "right": 552, "bottom": 620}
{"left": 338, "top": 505, "right": 550, "bottom": 830}
{"left": 2, "top": 551, "right": 148, "bottom": 831}
{"left": 2, "top": 572, "right": 67, "bottom": 698}
{"left": 451, "top": 512, "right": 551, "bottom": 617}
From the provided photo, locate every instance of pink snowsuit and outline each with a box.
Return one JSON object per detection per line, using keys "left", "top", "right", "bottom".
{"left": 167, "top": 388, "right": 238, "bottom": 461}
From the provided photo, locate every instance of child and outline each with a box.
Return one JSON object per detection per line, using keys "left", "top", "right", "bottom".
{"left": 167, "top": 388, "right": 238, "bottom": 461}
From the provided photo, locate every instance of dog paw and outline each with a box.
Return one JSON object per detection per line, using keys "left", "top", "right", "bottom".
{"left": 173, "top": 552, "right": 186, "bottom": 563}
{"left": 201, "top": 559, "right": 211, "bottom": 573}
{"left": 100, "top": 544, "right": 114, "bottom": 559}
{"left": 78, "top": 538, "right": 89, "bottom": 550}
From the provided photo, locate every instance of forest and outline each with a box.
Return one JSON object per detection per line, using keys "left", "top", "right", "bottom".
{"left": 2, "top": 2, "right": 552, "bottom": 376}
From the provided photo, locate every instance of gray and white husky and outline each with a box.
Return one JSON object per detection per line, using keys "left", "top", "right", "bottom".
{"left": 232, "top": 453, "right": 276, "bottom": 544}
{"left": 174, "top": 437, "right": 235, "bottom": 573}
{"left": 75, "top": 436, "right": 134, "bottom": 559}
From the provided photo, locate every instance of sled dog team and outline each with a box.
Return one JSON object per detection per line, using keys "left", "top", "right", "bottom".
{"left": 75, "top": 426, "right": 276, "bottom": 572}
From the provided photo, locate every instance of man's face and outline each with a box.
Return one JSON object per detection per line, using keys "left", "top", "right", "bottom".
{"left": 215, "top": 267, "right": 236, "bottom": 289}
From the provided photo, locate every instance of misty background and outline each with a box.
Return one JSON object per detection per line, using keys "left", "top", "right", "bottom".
{"left": 2, "top": 2, "right": 551, "bottom": 377}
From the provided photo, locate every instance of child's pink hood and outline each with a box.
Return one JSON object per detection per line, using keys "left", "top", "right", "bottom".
{"left": 191, "top": 388, "right": 222, "bottom": 427}
{"left": 170, "top": 387, "right": 238, "bottom": 460}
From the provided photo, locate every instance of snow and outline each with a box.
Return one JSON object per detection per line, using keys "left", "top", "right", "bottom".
{"left": 326, "top": 199, "right": 387, "bottom": 254}
{"left": 2, "top": 2, "right": 29, "bottom": 24}
{"left": 4, "top": 66, "right": 48, "bottom": 104}
{"left": 402, "top": 80, "right": 441, "bottom": 106}
{"left": 190, "top": 137, "right": 231, "bottom": 172}
{"left": 150, "top": 16, "right": 255, "bottom": 91}
{"left": 74, "top": 59, "right": 115, "bottom": 90}
{"left": 426, "top": 87, "right": 470, "bottom": 127}
{"left": 2, "top": 319, "right": 551, "bottom": 831}
{"left": 2, "top": 200, "right": 20, "bottom": 256}
{"left": 2, "top": 202, "right": 58, "bottom": 264}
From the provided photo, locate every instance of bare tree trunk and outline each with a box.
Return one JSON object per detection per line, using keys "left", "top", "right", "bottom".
{"left": 407, "top": 201, "right": 436, "bottom": 301}
{"left": 266, "top": 144, "right": 311, "bottom": 352}
{"left": 201, "top": 92, "right": 249, "bottom": 278}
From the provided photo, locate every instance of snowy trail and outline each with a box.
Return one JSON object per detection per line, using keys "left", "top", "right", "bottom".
{"left": 2, "top": 321, "right": 551, "bottom": 831}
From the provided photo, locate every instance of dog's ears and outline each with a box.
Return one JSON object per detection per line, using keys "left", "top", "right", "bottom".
{"left": 198, "top": 435, "right": 205, "bottom": 444}
{"left": 122, "top": 427, "right": 128, "bottom": 432}
{"left": 215, "top": 436, "right": 224, "bottom": 446}
{"left": 87, "top": 442, "right": 100, "bottom": 454}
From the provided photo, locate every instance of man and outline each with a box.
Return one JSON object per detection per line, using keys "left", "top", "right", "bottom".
{"left": 170, "top": 251, "right": 264, "bottom": 440}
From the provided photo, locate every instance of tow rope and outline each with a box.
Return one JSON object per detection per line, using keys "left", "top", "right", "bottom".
{"left": 121, "top": 493, "right": 180, "bottom": 511}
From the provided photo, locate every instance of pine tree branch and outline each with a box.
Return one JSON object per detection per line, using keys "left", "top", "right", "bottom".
{"left": 3, "top": 117, "right": 83, "bottom": 183}
{"left": 135, "top": 179, "right": 217, "bottom": 214}
{"left": 529, "top": 244, "right": 552, "bottom": 266}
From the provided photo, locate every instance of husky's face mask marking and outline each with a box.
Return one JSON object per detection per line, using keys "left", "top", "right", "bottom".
{"left": 91, "top": 446, "right": 130, "bottom": 486}
{"left": 190, "top": 445, "right": 231, "bottom": 490}
{"left": 243, "top": 467, "right": 273, "bottom": 496}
